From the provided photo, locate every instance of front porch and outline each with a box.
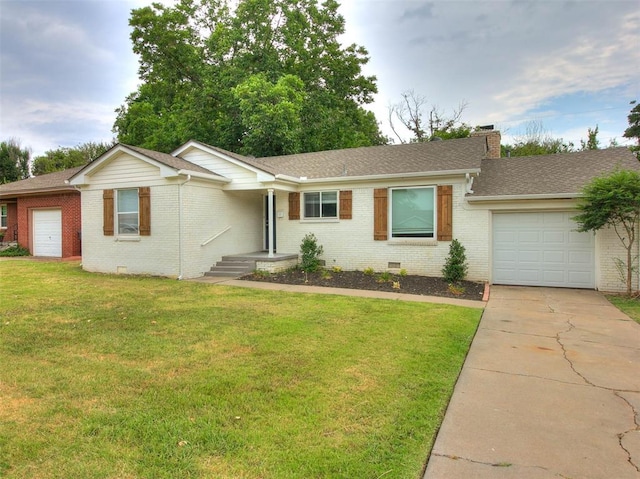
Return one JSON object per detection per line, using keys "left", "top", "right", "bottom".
{"left": 205, "top": 251, "right": 299, "bottom": 277}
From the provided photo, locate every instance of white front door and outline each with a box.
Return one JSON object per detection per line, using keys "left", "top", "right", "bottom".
{"left": 492, "top": 211, "right": 595, "bottom": 288}
{"left": 33, "top": 209, "right": 62, "bottom": 257}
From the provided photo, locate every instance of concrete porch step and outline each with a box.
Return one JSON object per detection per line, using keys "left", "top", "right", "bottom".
{"left": 204, "top": 259, "right": 256, "bottom": 278}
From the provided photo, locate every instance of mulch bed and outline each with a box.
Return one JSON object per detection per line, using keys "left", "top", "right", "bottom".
{"left": 242, "top": 269, "right": 486, "bottom": 302}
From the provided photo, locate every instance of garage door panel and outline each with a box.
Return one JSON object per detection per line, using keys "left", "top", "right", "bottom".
{"left": 492, "top": 212, "right": 594, "bottom": 289}
{"left": 33, "top": 209, "right": 62, "bottom": 257}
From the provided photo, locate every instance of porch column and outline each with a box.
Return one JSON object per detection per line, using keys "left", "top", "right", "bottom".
{"left": 268, "top": 188, "right": 274, "bottom": 258}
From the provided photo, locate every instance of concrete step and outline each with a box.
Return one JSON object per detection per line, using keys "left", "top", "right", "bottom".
{"left": 205, "top": 259, "right": 256, "bottom": 278}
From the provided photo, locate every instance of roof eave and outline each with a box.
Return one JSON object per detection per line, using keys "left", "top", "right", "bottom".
{"left": 466, "top": 192, "right": 582, "bottom": 202}
{"left": 0, "top": 186, "right": 78, "bottom": 198}
{"left": 287, "top": 168, "right": 481, "bottom": 184}
{"left": 177, "top": 169, "right": 231, "bottom": 183}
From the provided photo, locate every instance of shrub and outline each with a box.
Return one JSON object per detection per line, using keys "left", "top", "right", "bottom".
{"left": 377, "top": 271, "right": 393, "bottom": 283}
{"left": 399, "top": 269, "right": 408, "bottom": 277}
{"left": 442, "top": 239, "right": 468, "bottom": 284}
{"left": 363, "top": 267, "right": 375, "bottom": 276}
{"left": 0, "top": 245, "right": 30, "bottom": 257}
{"left": 299, "top": 233, "right": 323, "bottom": 272}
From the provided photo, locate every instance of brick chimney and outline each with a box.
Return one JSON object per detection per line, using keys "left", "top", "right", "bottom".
{"left": 471, "top": 128, "right": 501, "bottom": 159}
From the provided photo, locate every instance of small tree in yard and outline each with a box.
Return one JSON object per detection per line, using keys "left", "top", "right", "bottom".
{"left": 573, "top": 170, "right": 640, "bottom": 296}
{"left": 442, "top": 239, "right": 468, "bottom": 284}
{"left": 299, "top": 233, "right": 323, "bottom": 273}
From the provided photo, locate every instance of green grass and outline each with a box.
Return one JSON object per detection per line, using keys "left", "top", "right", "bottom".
{"left": 607, "top": 295, "right": 640, "bottom": 324}
{"left": 0, "top": 261, "right": 482, "bottom": 479}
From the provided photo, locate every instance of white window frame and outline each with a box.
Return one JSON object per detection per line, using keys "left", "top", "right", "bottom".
{"left": 116, "top": 188, "right": 139, "bottom": 235}
{"left": 303, "top": 191, "right": 338, "bottom": 219}
{"left": 389, "top": 186, "right": 436, "bottom": 239}
{"left": 0, "top": 204, "right": 6, "bottom": 229}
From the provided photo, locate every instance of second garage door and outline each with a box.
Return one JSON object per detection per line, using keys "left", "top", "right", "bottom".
{"left": 33, "top": 209, "right": 62, "bottom": 257}
{"left": 492, "top": 212, "right": 595, "bottom": 288}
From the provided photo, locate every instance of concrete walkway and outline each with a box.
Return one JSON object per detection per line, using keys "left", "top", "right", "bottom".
{"left": 424, "top": 286, "right": 640, "bottom": 479}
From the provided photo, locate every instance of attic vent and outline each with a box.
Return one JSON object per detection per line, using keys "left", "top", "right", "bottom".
{"left": 388, "top": 262, "right": 401, "bottom": 269}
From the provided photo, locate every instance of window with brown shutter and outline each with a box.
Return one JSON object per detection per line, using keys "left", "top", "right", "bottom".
{"left": 139, "top": 187, "right": 151, "bottom": 236}
{"left": 373, "top": 188, "right": 388, "bottom": 240}
{"left": 288, "top": 192, "right": 300, "bottom": 220}
{"left": 437, "top": 185, "right": 453, "bottom": 241}
{"left": 339, "top": 190, "right": 352, "bottom": 219}
{"left": 103, "top": 189, "right": 114, "bottom": 236}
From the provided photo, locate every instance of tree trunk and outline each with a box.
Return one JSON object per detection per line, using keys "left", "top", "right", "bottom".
{"left": 627, "top": 244, "right": 633, "bottom": 297}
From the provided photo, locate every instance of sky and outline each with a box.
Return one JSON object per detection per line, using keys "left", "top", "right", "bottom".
{"left": 1, "top": 0, "right": 639, "bottom": 159}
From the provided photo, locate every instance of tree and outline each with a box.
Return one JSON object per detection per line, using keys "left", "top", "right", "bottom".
{"left": 623, "top": 101, "right": 640, "bottom": 158}
{"left": 114, "top": 0, "right": 386, "bottom": 156}
{"left": 580, "top": 125, "right": 600, "bottom": 151}
{"left": 441, "top": 238, "right": 468, "bottom": 284}
{"left": 32, "top": 141, "right": 113, "bottom": 176}
{"left": 573, "top": 169, "right": 640, "bottom": 296}
{"left": 0, "top": 139, "right": 31, "bottom": 183}
{"left": 388, "top": 90, "right": 470, "bottom": 143}
{"left": 501, "top": 121, "right": 574, "bottom": 157}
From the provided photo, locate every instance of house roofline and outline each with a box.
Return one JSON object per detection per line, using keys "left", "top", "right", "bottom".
{"left": 0, "top": 186, "right": 79, "bottom": 199}
{"left": 276, "top": 168, "right": 481, "bottom": 184}
{"left": 466, "top": 192, "right": 581, "bottom": 202}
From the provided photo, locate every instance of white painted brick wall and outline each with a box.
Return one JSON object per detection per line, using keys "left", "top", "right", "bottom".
{"left": 596, "top": 225, "right": 639, "bottom": 292}
{"left": 274, "top": 182, "right": 489, "bottom": 282}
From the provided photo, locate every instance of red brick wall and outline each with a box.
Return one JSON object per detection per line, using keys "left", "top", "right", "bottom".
{"left": 17, "top": 192, "right": 82, "bottom": 257}
{"left": 2, "top": 203, "right": 18, "bottom": 241}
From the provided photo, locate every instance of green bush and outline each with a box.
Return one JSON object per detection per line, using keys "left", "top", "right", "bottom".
{"left": 299, "top": 233, "right": 323, "bottom": 272}
{"left": 0, "top": 245, "right": 31, "bottom": 257}
{"left": 442, "top": 239, "right": 468, "bottom": 284}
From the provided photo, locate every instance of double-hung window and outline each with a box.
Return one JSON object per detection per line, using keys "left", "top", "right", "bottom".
{"left": 390, "top": 186, "right": 435, "bottom": 238}
{"left": 117, "top": 189, "right": 139, "bottom": 234}
{"left": 0, "top": 205, "right": 6, "bottom": 228}
{"left": 304, "top": 191, "right": 337, "bottom": 219}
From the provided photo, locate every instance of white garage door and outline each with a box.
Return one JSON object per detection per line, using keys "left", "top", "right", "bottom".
{"left": 492, "top": 212, "right": 595, "bottom": 288}
{"left": 33, "top": 209, "right": 62, "bottom": 257}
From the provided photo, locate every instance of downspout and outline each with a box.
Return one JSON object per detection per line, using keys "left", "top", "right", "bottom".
{"left": 178, "top": 175, "right": 192, "bottom": 280}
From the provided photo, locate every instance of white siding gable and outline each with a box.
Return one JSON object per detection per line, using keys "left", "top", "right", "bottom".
{"left": 85, "top": 153, "right": 164, "bottom": 188}
{"left": 180, "top": 148, "right": 272, "bottom": 189}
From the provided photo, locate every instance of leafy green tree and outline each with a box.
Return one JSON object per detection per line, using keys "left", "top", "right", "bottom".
{"left": 502, "top": 121, "right": 574, "bottom": 157}
{"left": 233, "top": 74, "right": 305, "bottom": 157}
{"left": 580, "top": 125, "right": 600, "bottom": 151}
{"left": 623, "top": 101, "right": 640, "bottom": 158}
{"left": 32, "top": 141, "right": 113, "bottom": 176}
{"left": 0, "top": 139, "right": 31, "bottom": 183}
{"left": 114, "top": 0, "right": 386, "bottom": 156}
{"left": 573, "top": 169, "right": 640, "bottom": 296}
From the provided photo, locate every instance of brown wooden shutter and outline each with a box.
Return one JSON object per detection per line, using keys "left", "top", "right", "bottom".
{"left": 103, "top": 189, "right": 114, "bottom": 236}
{"left": 288, "top": 192, "right": 300, "bottom": 220}
{"left": 139, "top": 187, "right": 151, "bottom": 236}
{"left": 373, "top": 188, "right": 388, "bottom": 240}
{"left": 339, "top": 190, "right": 352, "bottom": 219}
{"left": 437, "top": 185, "right": 453, "bottom": 241}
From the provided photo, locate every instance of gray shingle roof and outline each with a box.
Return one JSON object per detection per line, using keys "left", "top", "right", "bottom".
{"left": 253, "top": 136, "right": 487, "bottom": 179}
{"left": 0, "top": 166, "right": 83, "bottom": 197}
{"left": 470, "top": 147, "right": 640, "bottom": 198}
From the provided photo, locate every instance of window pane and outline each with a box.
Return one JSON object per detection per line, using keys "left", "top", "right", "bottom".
{"left": 117, "top": 189, "right": 139, "bottom": 234}
{"left": 1, "top": 205, "right": 6, "bottom": 228}
{"left": 304, "top": 192, "right": 320, "bottom": 218}
{"left": 118, "top": 189, "right": 138, "bottom": 213}
{"left": 391, "top": 187, "right": 434, "bottom": 237}
{"left": 321, "top": 191, "right": 337, "bottom": 217}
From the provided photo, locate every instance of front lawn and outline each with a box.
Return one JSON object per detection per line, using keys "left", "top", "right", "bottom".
{"left": 0, "top": 261, "right": 481, "bottom": 479}
{"left": 607, "top": 295, "right": 640, "bottom": 324}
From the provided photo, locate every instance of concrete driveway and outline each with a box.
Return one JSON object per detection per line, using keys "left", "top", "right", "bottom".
{"left": 424, "top": 286, "right": 640, "bottom": 479}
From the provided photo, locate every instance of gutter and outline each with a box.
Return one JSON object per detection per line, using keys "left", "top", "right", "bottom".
{"left": 176, "top": 169, "right": 231, "bottom": 183}
{"left": 466, "top": 192, "right": 582, "bottom": 202}
{"left": 276, "top": 168, "right": 481, "bottom": 185}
